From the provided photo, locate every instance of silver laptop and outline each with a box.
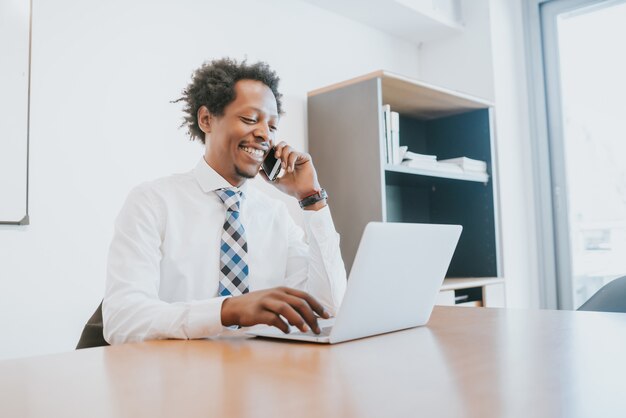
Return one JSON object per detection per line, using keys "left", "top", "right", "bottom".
{"left": 246, "top": 222, "right": 462, "bottom": 344}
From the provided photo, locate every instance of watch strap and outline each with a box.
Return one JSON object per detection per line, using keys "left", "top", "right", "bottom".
{"left": 298, "top": 188, "right": 328, "bottom": 208}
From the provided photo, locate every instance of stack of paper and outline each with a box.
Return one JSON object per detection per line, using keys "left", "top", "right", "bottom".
{"left": 399, "top": 146, "right": 437, "bottom": 163}
{"left": 439, "top": 157, "right": 487, "bottom": 173}
{"left": 396, "top": 148, "right": 487, "bottom": 176}
{"left": 400, "top": 149, "right": 458, "bottom": 173}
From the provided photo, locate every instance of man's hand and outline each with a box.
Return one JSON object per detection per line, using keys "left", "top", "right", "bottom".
{"left": 259, "top": 141, "right": 323, "bottom": 202}
{"left": 220, "top": 287, "right": 330, "bottom": 334}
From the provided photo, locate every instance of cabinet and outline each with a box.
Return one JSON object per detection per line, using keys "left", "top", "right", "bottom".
{"left": 307, "top": 71, "right": 503, "bottom": 306}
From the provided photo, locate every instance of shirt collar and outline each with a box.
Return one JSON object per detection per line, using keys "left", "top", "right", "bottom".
{"left": 192, "top": 157, "right": 249, "bottom": 195}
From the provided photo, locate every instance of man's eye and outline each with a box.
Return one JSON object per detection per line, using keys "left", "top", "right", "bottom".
{"left": 269, "top": 126, "right": 278, "bottom": 132}
{"left": 241, "top": 117, "right": 256, "bottom": 124}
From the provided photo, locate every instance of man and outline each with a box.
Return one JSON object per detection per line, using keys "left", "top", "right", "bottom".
{"left": 102, "top": 58, "right": 347, "bottom": 344}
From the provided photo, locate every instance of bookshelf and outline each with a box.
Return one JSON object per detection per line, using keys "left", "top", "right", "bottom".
{"left": 307, "top": 71, "right": 504, "bottom": 307}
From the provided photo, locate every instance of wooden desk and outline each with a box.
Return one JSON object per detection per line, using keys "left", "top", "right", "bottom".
{"left": 2, "top": 307, "right": 626, "bottom": 418}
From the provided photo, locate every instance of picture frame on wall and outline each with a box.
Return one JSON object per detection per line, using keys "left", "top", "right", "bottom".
{"left": 0, "top": 0, "right": 31, "bottom": 225}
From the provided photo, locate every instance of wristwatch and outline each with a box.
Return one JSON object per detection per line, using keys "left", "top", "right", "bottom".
{"left": 299, "top": 188, "right": 328, "bottom": 208}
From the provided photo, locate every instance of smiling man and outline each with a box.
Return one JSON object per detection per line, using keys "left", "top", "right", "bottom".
{"left": 101, "top": 58, "right": 347, "bottom": 344}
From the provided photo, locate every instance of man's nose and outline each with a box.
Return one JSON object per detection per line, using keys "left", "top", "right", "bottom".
{"left": 253, "top": 125, "right": 271, "bottom": 141}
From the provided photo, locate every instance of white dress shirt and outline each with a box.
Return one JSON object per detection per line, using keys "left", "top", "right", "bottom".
{"left": 103, "top": 158, "right": 347, "bottom": 344}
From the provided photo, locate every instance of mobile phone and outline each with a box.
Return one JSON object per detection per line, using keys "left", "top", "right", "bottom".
{"left": 262, "top": 147, "right": 282, "bottom": 181}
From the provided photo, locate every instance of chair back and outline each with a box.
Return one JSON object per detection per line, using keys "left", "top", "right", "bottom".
{"left": 76, "top": 301, "right": 110, "bottom": 349}
{"left": 577, "top": 276, "right": 626, "bottom": 313}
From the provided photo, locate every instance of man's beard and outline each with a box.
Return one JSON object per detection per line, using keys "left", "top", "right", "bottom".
{"left": 235, "top": 165, "right": 257, "bottom": 179}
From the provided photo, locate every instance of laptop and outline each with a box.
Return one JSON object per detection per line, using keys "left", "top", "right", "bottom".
{"left": 246, "top": 222, "right": 462, "bottom": 344}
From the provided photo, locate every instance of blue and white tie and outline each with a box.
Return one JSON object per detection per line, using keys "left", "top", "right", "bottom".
{"left": 215, "top": 188, "right": 249, "bottom": 296}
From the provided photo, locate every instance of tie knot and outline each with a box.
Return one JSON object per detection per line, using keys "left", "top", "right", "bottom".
{"left": 215, "top": 188, "right": 243, "bottom": 212}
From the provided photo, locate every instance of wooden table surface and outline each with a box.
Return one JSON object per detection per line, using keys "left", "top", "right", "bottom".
{"left": 2, "top": 306, "right": 626, "bottom": 418}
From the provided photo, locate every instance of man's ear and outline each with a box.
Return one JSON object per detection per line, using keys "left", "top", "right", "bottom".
{"left": 197, "top": 106, "right": 213, "bottom": 135}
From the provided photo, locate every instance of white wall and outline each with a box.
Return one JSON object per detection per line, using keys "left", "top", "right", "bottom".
{"left": 0, "top": 0, "right": 420, "bottom": 360}
{"left": 0, "top": 0, "right": 30, "bottom": 223}
{"left": 418, "top": 0, "right": 495, "bottom": 101}
{"left": 488, "top": 0, "right": 540, "bottom": 308}
{"left": 419, "top": 0, "right": 540, "bottom": 308}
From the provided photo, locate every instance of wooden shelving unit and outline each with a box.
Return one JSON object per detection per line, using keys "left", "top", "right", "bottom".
{"left": 308, "top": 71, "right": 504, "bottom": 307}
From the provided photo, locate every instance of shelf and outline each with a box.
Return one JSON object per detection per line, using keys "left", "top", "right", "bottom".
{"left": 385, "top": 164, "right": 489, "bottom": 183}
{"left": 441, "top": 277, "right": 504, "bottom": 291}
{"left": 309, "top": 70, "right": 492, "bottom": 120}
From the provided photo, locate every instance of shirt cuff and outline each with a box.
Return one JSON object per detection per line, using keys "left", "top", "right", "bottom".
{"left": 185, "top": 296, "right": 231, "bottom": 338}
{"left": 302, "top": 205, "right": 336, "bottom": 241}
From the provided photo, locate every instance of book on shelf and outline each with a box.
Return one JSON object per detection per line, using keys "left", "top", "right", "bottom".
{"left": 380, "top": 105, "right": 405, "bottom": 165}
{"left": 390, "top": 111, "right": 400, "bottom": 164}
{"left": 382, "top": 104, "right": 392, "bottom": 164}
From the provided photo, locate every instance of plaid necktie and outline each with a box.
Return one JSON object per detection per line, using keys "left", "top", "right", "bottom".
{"left": 215, "top": 188, "right": 249, "bottom": 296}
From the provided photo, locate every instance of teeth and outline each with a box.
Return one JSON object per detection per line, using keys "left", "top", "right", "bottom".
{"left": 240, "top": 146, "right": 264, "bottom": 157}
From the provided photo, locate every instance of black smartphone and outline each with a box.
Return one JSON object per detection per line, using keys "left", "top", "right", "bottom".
{"left": 262, "top": 148, "right": 282, "bottom": 181}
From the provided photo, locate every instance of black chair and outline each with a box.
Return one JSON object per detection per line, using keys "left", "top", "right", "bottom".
{"left": 577, "top": 276, "right": 626, "bottom": 313}
{"left": 76, "top": 301, "right": 110, "bottom": 349}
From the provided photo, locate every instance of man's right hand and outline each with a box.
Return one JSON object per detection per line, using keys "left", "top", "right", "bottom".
{"left": 220, "top": 287, "right": 330, "bottom": 334}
